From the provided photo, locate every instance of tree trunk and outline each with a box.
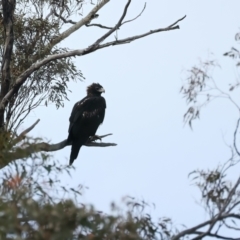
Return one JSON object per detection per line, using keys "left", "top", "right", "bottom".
{"left": 0, "top": 0, "right": 15, "bottom": 129}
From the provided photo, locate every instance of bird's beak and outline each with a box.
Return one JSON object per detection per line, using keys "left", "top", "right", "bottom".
{"left": 98, "top": 88, "right": 105, "bottom": 93}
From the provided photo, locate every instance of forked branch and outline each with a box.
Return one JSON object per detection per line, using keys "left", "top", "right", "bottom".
{"left": 12, "top": 119, "right": 40, "bottom": 145}
{"left": 86, "top": 2, "right": 147, "bottom": 30}
{"left": 37, "top": 0, "right": 110, "bottom": 60}
{"left": 89, "top": 0, "right": 132, "bottom": 48}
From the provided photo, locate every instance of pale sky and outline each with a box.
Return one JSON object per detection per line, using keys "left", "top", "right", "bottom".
{"left": 22, "top": 0, "right": 240, "bottom": 234}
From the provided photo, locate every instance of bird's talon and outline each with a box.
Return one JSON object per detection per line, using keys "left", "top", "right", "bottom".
{"left": 89, "top": 135, "right": 102, "bottom": 142}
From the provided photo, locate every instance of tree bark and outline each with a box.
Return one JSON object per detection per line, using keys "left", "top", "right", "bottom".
{"left": 0, "top": 0, "right": 15, "bottom": 129}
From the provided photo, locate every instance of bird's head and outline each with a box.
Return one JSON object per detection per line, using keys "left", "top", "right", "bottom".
{"left": 87, "top": 83, "right": 105, "bottom": 96}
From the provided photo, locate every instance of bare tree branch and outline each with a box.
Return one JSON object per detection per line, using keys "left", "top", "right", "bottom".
{"left": 86, "top": 1, "right": 147, "bottom": 30}
{"left": 233, "top": 117, "right": 240, "bottom": 156}
{"left": 90, "top": 0, "right": 131, "bottom": 48}
{"left": 33, "top": 0, "right": 110, "bottom": 61}
{"left": 0, "top": 15, "right": 186, "bottom": 112}
{"left": 53, "top": 0, "right": 109, "bottom": 43}
{"left": 97, "top": 21, "right": 184, "bottom": 48}
{"left": 192, "top": 231, "right": 240, "bottom": 240}
{"left": 167, "top": 14, "right": 187, "bottom": 28}
{"left": 122, "top": 2, "right": 146, "bottom": 26}
{"left": 1, "top": 133, "right": 116, "bottom": 168}
{"left": 85, "top": 1, "right": 146, "bottom": 30}
{"left": 53, "top": 11, "right": 77, "bottom": 24}
{"left": 172, "top": 213, "right": 240, "bottom": 240}
{"left": 222, "top": 177, "right": 240, "bottom": 212}
{"left": 172, "top": 177, "right": 240, "bottom": 240}
{"left": 85, "top": 23, "right": 113, "bottom": 30}
{"left": 192, "top": 177, "right": 240, "bottom": 240}
{"left": 172, "top": 219, "right": 214, "bottom": 240}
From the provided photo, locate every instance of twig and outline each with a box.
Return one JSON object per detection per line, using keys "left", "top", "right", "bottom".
{"left": 227, "top": 200, "right": 240, "bottom": 213}
{"left": 167, "top": 15, "right": 187, "bottom": 28}
{"left": 223, "top": 220, "right": 240, "bottom": 231}
{"left": 233, "top": 117, "right": 240, "bottom": 156}
{"left": 85, "top": 2, "right": 146, "bottom": 30}
{"left": 85, "top": 23, "right": 113, "bottom": 30}
{"left": 90, "top": 0, "right": 132, "bottom": 48}
{"left": 97, "top": 20, "right": 185, "bottom": 49}
{"left": 172, "top": 219, "right": 214, "bottom": 240}
{"left": 122, "top": 2, "right": 146, "bottom": 26}
{"left": 12, "top": 119, "right": 40, "bottom": 145}
{"left": 53, "top": 11, "right": 77, "bottom": 24}
{"left": 211, "top": 79, "right": 240, "bottom": 112}
{"left": 220, "top": 177, "right": 240, "bottom": 213}
{"left": 89, "top": 133, "right": 113, "bottom": 139}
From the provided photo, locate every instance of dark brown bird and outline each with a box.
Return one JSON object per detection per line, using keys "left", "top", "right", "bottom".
{"left": 67, "top": 83, "right": 106, "bottom": 165}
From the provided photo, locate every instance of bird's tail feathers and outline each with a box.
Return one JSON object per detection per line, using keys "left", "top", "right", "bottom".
{"left": 66, "top": 132, "right": 73, "bottom": 145}
{"left": 69, "top": 141, "right": 82, "bottom": 165}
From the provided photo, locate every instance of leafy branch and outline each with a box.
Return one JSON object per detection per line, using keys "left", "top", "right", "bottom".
{"left": 0, "top": 0, "right": 186, "bottom": 120}
{"left": 1, "top": 119, "right": 116, "bottom": 168}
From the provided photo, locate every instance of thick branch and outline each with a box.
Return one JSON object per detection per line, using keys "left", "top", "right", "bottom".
{"left": 2, "top": 133, "right": 116, "bottom": 168}
{"left": 37, "top": 0, "right": 110, "bottom": 60}
{"left": 192, "top": 231, "right": 240, "bottom": 240}
{"left": 172, "top": 213, "right": 240, "bottom": 240}
{"left": 172, "top": 219, "right": 215, "bottom": 240}
{"left": 0, "top": 15, "right": 186, "bottom": 111}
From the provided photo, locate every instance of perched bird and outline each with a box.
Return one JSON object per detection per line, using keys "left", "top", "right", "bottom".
{"left": 67, "top": 83, "right": 106, "bottom": 165}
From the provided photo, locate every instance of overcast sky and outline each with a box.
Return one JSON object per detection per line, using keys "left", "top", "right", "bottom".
{"left": 22, "top": 0, "right": 240, "bottom": 233}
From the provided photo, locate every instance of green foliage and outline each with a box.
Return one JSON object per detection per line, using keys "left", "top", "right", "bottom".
{"left": 181, "top": 30, "right": 240, "bottom": 128}
{"left": 181, "top": 59, "right": 220, "bottom": 128}
{"left": 0, "top": 150, "right": 175, "bottom": 240}
{"left": 0, "top": 1, "right": 85, "bottom": 131}
{"left": 189, "top": 155, "right": 240, "bottom": 217}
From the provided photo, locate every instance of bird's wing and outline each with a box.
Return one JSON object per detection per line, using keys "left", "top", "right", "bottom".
{"left": 68, "top": 96, "right": 88, "bottom": 133}
{"left": 68, "top": 96, "right": 106, "bottom": 133}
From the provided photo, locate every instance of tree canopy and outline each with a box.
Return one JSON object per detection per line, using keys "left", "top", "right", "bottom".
{"left": 0, "top": 0, "right": 185, "bottom": 168}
